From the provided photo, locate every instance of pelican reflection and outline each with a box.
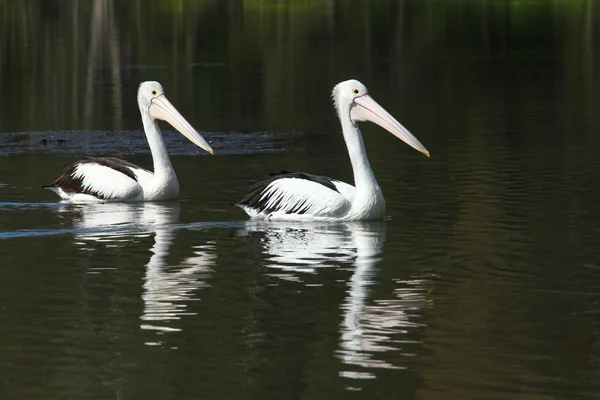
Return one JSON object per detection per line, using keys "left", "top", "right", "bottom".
{"left": 239, "top": 221, "right": 361, "bottom": 281}
{"left": 62, "top": 202, "right": 215, "bottom": 345}
{"left": 63, "top": 202, "right": 179, "bottom": 244}
{"left": 240, "top": 220, "right": 431, "bottom": 382}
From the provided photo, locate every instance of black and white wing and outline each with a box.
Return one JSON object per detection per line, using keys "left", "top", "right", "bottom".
{"left": 234, "top": 171, "right": 355, "bottom": 219}
{"left": 44, "top": 157, "right": 145, "bottom": 201}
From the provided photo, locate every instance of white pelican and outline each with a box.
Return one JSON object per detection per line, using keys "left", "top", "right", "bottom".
{"left": 235, "top": 79, "right": 430, "bottom": 221}
{"left": 44, "top": 81, "right": 213, "bottom": 202}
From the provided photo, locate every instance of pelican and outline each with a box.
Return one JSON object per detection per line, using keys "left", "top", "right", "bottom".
{"left": 44, "top": 81, "right": 213, "bottom": 202}
{"left": 234, "top": 79, "right": 429, "bottom": 221}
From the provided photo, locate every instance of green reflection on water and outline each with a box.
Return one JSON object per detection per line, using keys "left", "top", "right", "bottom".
{"left": 0, "top": 0, "right": 598, "bottom": 136}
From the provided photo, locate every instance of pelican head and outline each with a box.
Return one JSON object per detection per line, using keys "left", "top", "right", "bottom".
{"left": 137, "top": 81, "right": 213, "bottom": 155}
{"left": 333, "top": 79, "right": 429, "bottom": 157}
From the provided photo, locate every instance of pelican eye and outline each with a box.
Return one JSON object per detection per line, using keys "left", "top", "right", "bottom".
{"left": 353, "top": 89, "right": 359, "bottom": 95}
{"left": 152, "top": 90, "right": 157, "bottom": 95}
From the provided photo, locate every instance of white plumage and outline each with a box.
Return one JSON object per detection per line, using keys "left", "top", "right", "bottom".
{"left": 248, "top": 178, "right": 351, "bottom": 219}
{"left": 44, "top": 81, "right": 213, "bottom": 203}
{"left": 235, "top": 79, "right": 430, "bottom": 221}
{"left": 47, "top": 161, "right": 143, "bottom": 201}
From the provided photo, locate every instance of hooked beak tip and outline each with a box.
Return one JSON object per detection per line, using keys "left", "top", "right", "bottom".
{"left": 424, "top": 150, "right": 430, "bottom": 158}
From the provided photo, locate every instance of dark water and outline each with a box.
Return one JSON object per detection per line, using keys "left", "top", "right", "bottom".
{"left": 1, "top": 1, "right": 600, "bottom": 399}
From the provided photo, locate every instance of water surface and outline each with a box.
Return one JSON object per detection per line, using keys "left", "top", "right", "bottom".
{"left": 1, "top": 1, "right": 600, "bottom": 399}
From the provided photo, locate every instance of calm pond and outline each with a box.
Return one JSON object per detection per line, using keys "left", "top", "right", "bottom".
{"left": 1, "top": 1, "right": 600, "bottom": 399}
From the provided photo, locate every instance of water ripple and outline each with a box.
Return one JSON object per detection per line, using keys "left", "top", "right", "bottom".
{"left": 0, "top": 130, "right": 300, "bottom": 157}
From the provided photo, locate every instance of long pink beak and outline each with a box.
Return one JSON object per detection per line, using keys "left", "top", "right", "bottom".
{"left": 149, "top": 94, "right": 214, "bottom": 155}
{"left": 351, "top": 95, "right": 430, "bottom": 157}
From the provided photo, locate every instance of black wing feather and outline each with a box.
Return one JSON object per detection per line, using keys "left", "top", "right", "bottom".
{"left": 43, "top": 157, "right": 141, "bottom": 199}
{"left": 235, "top": 171, "right": 340, "bottom": 215}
